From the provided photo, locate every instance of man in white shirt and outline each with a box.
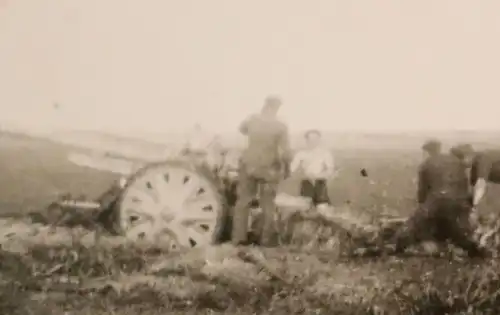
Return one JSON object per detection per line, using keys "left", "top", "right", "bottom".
{"left": 290, "top": 129, "right": 335, "bottom": 211}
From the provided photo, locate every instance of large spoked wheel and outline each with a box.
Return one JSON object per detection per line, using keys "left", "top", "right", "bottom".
{"left": 114, "top": 160, "right": 226, "bottom": 249}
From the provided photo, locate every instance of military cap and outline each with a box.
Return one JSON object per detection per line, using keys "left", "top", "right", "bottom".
{"left": 449, "top": 143, "right": 474, "bottom": 159}
{"left": 422, "top": 139, "right": 442, "bottom": 155}
{"left": 264, "top": 95, "right": 282, "bottom": 107}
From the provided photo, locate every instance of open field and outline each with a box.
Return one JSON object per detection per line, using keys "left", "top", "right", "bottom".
{"left": 2, "top": 131, "right": 500, "bottom": 314}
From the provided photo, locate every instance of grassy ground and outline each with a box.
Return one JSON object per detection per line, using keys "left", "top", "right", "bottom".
{"left": 1, "top": 132, "right": 500, "bottom": 314}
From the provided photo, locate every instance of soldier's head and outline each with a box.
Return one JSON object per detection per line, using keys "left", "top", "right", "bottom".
{"left": 421, "top": 139, "right": 442, "bottom": 159}
{"left": 450, "top": 143, "right": 475, "bottom": 166}
{"left": 304, "top": 129, "right": 322, "bottom": 149}
{"left": 261, "top": 95, "right": 282, "bottom": 117}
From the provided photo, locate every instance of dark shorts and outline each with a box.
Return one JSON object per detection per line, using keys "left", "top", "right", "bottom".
{"left": 300, "top": 179, "right": 331, "bottom": 206}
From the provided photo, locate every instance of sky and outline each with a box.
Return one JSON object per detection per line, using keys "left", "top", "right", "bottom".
{"left": 0, "top": 0, "right": 499, "bottom": 136}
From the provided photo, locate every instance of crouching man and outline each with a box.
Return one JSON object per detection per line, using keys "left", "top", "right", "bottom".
{"left": 290, "top": 129, "right": 335, "bottom": 212}
{"left": 392, "top": 148, "right": 487, "bottom": 258}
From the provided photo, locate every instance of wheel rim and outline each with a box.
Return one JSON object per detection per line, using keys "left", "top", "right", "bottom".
{"left": 118, "top": 163, "right": 222, "bottom": 249}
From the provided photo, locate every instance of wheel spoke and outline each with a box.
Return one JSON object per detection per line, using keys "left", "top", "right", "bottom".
{"left": 123, "top": 201, "right": 161, "bottom": 220}
{"left": 166, "top": 170, "right": 203, "bottom": 207}
{"left": 124, "top": 221, "right": 157, "bottom": 242}
{"left": 184, "top": 226, "right": 210, "bottom": 247}
{"left": 178, "top": 211, "right": 217, "bottom": 223}
{"left": 183, "top": 196, "right": 218, "bottom": 213}
{"left": 179, "top": 175, "right": 204, "bottom": 205}
{"left": 193, "top": 222, "right": 215, "bottom": 234}
{"left": 122, "top": 192, "right": 158, "bottom": 213}
{"left": 126, "top": 186, "right": 158, "bottom": 204}
{"left": 163, "top": 223, "right": 193, "bottom": 247}
{"left": 122, "top": 208, "right": 155, "bottom": 223}
{"left": 151, "top": 172, "right": 170, "bottom": 203}
{"left": 185, "top": 186, "right": 218, "bottom": 204}
{"left": 164, "top": 167, "right": 185, "bottom": 189}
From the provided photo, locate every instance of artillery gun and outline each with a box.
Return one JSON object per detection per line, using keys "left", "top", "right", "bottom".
{"left": 47, "top": 144, "right": 259, "bottom": 250}
{"left": 47, "top": 139, "right": 381, "bottom": 252}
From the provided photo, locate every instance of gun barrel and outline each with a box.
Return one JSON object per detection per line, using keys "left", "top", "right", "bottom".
{"left": 55, "top": 200, "right": 101, "bottom": 210}
{"left": 68, "top": 152, "right": 140, "bottom": 175}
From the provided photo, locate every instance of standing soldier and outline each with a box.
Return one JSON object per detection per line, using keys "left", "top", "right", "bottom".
{"left": 231, "top": 96, "right": 292, "bottom": 247}
{"left": 392, "top": 146, "right": 486, "bottom": 258}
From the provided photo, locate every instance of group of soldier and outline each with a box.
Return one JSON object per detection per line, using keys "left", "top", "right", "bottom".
{"left": 393, "top": 140, "right": 490, "bottom": 257}
{"left": 227, "top": 95, "right": 500, "bottom": 258}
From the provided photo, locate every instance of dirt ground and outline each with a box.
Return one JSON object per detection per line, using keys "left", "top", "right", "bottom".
{"left": 1, "top": 132, "right": 500, "bottom": 314}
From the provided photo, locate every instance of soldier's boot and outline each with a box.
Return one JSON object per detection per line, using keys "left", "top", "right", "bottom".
{"left": 232, "top": 200, "right": 252, "bottom": 246}
{"left": 453, "top": 236, "right": 490, "bottom": 258}
{"left": 231, "top": 170, "right": 258, "bottom": 246}
{"left": 447, "top": 225, "right": 491, "bottom": 258}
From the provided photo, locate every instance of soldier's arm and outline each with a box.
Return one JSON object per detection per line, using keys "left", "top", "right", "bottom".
{"left": 472, "top": 154, "right": 493, "bottom": 207}
{"left": 278, "top": 124, "right": 293, "bottom": 163}
{"left": 290, "top": 151, "right": 303, "bottom": 173}
{"left": 323, "top": 150, "right": 335, "bottom": 177}
{"left": 239, "top": 115, "right": 254, "bottom": 135}
{"left": 417, "top": 164, "right": 429, "bottom": 204}
{"left": 278, "top": 124, "right": 293, "bottom": 177}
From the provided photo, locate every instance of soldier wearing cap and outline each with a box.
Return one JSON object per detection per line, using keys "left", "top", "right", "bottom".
{"left": 417, "top": 139, "right": 442, "bottom": 204}
{"left": 421, "top": 139, "right": 442, "bottom": 160}
{"left": 450, "top": 144, "right": 500, "bottom": 215}
{"left": 391, "top": 141, "right": 485, "bottom": 257}
{"left": 231, "top": 95, "right": 292, "bottom": 246}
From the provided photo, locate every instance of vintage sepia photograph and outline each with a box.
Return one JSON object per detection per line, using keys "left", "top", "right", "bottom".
{"left": 0, "top": 1, "right": 499, "bottom": 314}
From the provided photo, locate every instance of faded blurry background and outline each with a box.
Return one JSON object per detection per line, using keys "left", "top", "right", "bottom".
{"left": 0, "top": 0, "right": 499, "bottom": 149}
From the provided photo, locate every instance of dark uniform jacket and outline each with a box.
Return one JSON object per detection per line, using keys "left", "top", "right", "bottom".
{"left": 470, "top": 150, "right": 500, "bottom": 186}
{"left": 397, "top": 154, "right": 482, "bottom": 256}
{"left": 418, "top": 154, "right": 470, "bottom": 204}
{"left": 239, "top": 113, "right": 291, "bottom": 181}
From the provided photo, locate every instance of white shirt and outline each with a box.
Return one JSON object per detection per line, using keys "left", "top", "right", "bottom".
{"left": 290, "top": 147, "right": 335, "bottom": 180}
